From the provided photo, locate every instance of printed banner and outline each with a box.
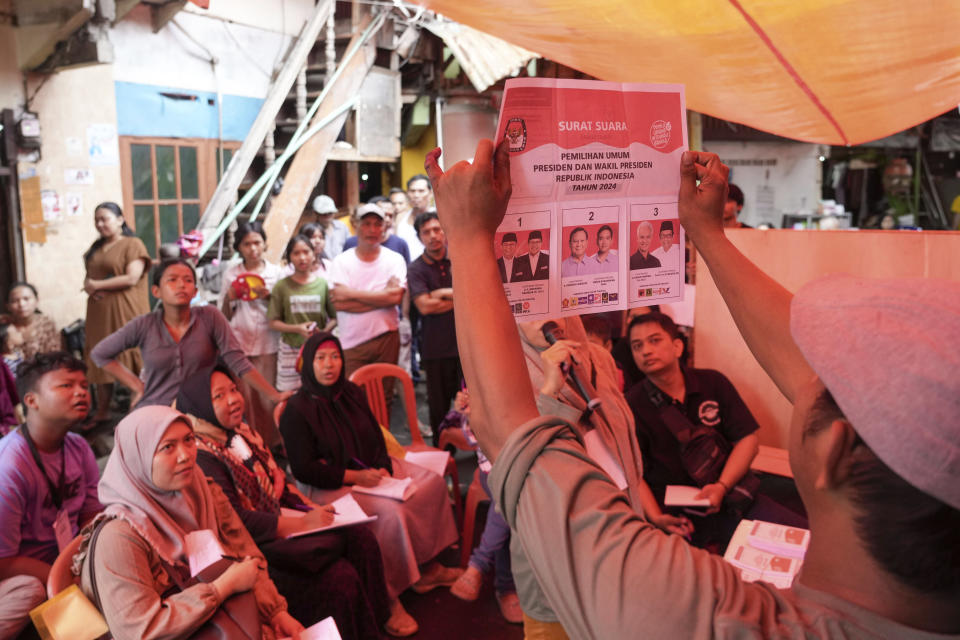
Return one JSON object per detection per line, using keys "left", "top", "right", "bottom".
{"left": 494, "top": 79, "right": 687, "bottom": 319}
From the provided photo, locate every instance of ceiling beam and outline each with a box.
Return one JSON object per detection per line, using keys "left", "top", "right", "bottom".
{"left": 150, "top": 0, "right": 186, "bottom": 33}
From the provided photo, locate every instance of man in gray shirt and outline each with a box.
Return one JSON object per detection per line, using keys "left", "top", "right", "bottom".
{"left": 426, "top": 140, "right": 960, "bottom": 639}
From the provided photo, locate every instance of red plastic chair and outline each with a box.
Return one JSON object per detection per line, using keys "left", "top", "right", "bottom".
{"left": 459, "top": 469, "right": 490, "bottom": 568}
{"left": 350, "top": 363, "right": 463, "bottom": 522}
{"left": 46, "top": 534, "right": 84, "bottom": 598}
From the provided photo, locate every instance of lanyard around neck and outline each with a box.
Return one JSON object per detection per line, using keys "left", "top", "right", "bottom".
{"left": 21, "top": 426, "right": 66, "bottom": 510}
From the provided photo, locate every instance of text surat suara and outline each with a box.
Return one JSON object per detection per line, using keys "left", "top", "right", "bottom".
{"left": 494, "top": 78, "right": 688, "bottom": 320}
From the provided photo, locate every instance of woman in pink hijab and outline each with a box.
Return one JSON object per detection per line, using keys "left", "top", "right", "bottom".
{"left": 78, "top": 405, "right": 303, "bottom": 639}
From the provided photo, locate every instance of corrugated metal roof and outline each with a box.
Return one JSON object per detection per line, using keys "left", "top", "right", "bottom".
{"left": 423, "top": 18, "right": 538, "bottom": 93}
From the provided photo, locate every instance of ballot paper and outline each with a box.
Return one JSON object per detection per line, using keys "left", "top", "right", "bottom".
{"left": 281, "top": 616, "right": 342, "bottom": 640}
{"left": 723, "top": 519, "right": 806, "bottom": 589}
{"left": 282, "top": 494, "right": 378, "bottom": 538}
{"left": 352, "top": 475, "right": 417, "bottom": 501}
{"left": 494, "top": 78, "right": 688, "bottom": 320}
{"left": 747, "top": 520, "right": 810, "bottom": 558}
{"left": 184, "top": 529, "right": 227, "bottom": 577}
{"left": 663, "top": 485, "right": 711, "bottom": 508}
{"left": 403, "top": 450, "right": 451, "bottom": 478}
{"left": 726, "top": 543, "right": 802, "bottom": 579}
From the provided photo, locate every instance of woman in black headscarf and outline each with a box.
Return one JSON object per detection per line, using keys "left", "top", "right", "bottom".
{"left": 177, "top": 365, "right": 416, "bottom": 638}
{"left": 279, "top": 332, "right": 461, "bottom": 604}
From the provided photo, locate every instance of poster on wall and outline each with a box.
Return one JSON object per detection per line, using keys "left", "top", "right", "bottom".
{"left": 65, "top": 168, "right": 94, "bottom": 185}
{"left": 40, "top": 189, "right": 62, "bottom": 222}
{"left": 87, "top": 123, "right": 119, "bottom": 167}
{"left": 494, "top": 78, "right": 687, "bottom": 320}
{"left": 65, "top": 192, "right": 83, "bottom": 217}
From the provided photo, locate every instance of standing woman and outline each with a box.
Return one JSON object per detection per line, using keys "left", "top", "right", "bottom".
{"left": 91, "top": 258, "right": 288, "bottom": 409}
{"left": 4, "top": 282, "right": 60, "bottom": 360}
{"left": 219, "top": 221, "right": 284, "bottom": 449}
{"left": 269, "top": 234, "right": 336, "bottom": 392}
{"left": 82, "top": 202, "right": 151, "bottom": 423}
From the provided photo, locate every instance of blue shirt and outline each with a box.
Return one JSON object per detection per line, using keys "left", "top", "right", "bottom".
{"left": 343, "top": 235, "right": 411, "bottom": 264}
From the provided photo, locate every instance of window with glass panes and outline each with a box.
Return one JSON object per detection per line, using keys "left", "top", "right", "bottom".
{"left": 119, "top": 137, "right": 239, "bottom": 258}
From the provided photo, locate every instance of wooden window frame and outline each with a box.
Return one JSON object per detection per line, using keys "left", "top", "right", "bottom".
{"left": 119, "top": 136, "right": 241, "bottom": 257}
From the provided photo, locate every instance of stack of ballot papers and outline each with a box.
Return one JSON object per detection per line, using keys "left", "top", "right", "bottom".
{"left": 403, "top": 450, "right": 450, "bottom": 477}
{"left": 184, "top": 529, "right": 227, "bottom": 576}
{"left": 281, "top": 616, "right": 341, "bottom": 640}
{"left": 352, "top": 475, "right": 417, "bottom": 501}
{"left": 281, "top": 493, "right": 377, "bottom": 538}
{"left": 663, "top": 485, "right": 711, "bottom": 508}
{"left": 723, "top": 519, "right": 809, "bottom": 589}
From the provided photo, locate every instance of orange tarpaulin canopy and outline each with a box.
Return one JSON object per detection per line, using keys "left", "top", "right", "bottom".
{"left": 417, "top": 0, "right": 960, "bottom": 145}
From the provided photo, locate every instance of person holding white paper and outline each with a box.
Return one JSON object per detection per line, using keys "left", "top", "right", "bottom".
{"left": 78, "top": 406, "right": 303, "bottom": 640}
{"left": 426, "top": 140, "right": 960, "bottom": 639}
{"left": 279, "top": 333, "right": 462, "bottom": 605}
{"left": 177, "top": 366, "right": 413, "bottom": 638}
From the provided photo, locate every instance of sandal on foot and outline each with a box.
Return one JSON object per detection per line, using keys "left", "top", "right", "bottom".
{"left": 411, "top": 565, "right": 464, "bottom": 594}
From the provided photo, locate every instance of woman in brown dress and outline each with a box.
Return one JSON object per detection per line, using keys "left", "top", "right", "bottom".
{"left": 83, "top": 202, "right": 151, "bottom": 422}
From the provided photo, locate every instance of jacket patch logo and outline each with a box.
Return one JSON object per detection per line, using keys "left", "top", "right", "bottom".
{"left": 698, "top": 400, "right": 721, "bottom": 426}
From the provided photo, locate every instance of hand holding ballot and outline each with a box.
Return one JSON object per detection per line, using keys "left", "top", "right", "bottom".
{"left": 677, "top": 150, "right": 730, "bottom": 245}
{"left": 425, "top": 139, "right": 512, "bottom": 246}
{"left": 484, "top": 79, "right": 689, "bottom": 320}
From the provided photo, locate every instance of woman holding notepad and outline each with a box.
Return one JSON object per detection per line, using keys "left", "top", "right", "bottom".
{"left": 176, "top": 365, "right": 415, "bottom": 638}
{"left": 77, "top": 406, "right": 303, "bottom": 640}
{"left": 279, "top": 332, "right": 462, "bottom": 606}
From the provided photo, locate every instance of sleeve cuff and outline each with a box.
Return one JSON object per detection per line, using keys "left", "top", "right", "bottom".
{"left": 488, "top": 414, "right": 580, "bottom": 530}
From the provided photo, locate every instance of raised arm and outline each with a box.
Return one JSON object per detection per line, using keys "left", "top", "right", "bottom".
{"left": 677, "top": 151, "right": 814, "bottom": 403}
{"left": 425, "top": 140, "right": 538, "bottom": 460}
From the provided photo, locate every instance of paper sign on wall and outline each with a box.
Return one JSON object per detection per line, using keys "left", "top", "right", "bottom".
{"left": 494, "top": 79, "right": 687, "bottom": 320}
{"left": 41, "top": 189, "right": 62, "bottom": 222}
{"left": 65, "top": 192, "right": 83, "bottom": 217}
{"left": 87, "top": 124, "right": 119, "bottom": 166}
{"left": 65, "top": 168, "right": 94, "bottom": 185}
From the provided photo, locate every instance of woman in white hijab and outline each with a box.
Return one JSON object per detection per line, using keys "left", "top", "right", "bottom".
{"left": 78, "top": 405, "right": 303, "bottom": 639}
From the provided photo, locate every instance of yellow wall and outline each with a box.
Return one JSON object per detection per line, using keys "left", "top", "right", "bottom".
{"left": 400, "top": 122, "right": 437, "bottom": 191}
{"left": 694, "top": 229, "right": 960, "bottom": 448}
{"left": 17, "top": 64, "right": 123, "bottom": 328}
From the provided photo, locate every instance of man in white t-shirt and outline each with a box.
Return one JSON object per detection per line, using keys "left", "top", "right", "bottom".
{"left": 650, "top": 220, "right": 681, "bottom": 271}
{"left": 329, "top": 204, "right": 407, "bottom": 379}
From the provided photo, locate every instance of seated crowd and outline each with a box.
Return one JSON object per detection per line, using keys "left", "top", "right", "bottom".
{"left": 0, "top": 175, "right": 818, "bottom": 640}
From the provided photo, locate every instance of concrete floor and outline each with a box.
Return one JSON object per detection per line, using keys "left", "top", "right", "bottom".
{"left": 387, "top": 379, "right": 524, "bottom": 639}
